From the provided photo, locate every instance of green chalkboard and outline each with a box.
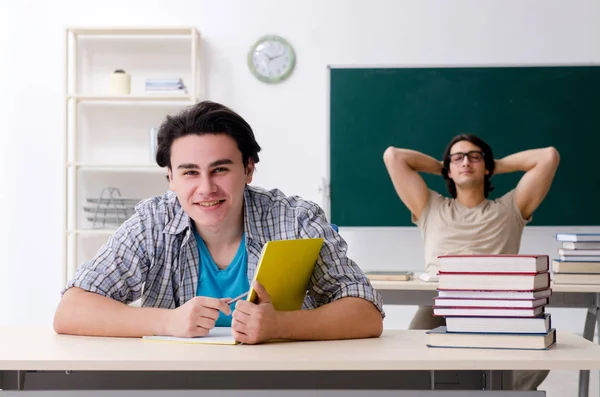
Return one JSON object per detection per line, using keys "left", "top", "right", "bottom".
{"left": 330, "top": 66, "right": 600, "bottom": 226}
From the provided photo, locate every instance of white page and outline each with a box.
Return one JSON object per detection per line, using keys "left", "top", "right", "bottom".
{"left": 142, "top": 327, "right": 236, "bottom": 345}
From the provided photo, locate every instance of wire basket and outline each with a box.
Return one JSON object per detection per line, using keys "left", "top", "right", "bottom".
{"left": 84, "top": 186, "right": 140, "bottom": 229}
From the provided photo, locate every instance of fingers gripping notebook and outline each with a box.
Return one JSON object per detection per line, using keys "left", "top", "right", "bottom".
{"left": 143, "top": 237, "right": 324, "bottom": 345}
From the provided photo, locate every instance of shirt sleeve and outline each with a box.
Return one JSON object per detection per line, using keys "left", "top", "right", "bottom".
{"left": 295, "top": 205, "right": 385, "bottom": 318}
{"left": 412, "top": 189, "right": 444, "bottom": 230}
{"left": 62, "top": 211, "right": 151, "bottom": 304}
{"left": 497, "top": 189, "right": 531, "bottom": 227}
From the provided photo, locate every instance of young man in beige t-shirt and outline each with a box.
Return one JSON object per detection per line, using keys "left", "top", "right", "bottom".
{"left": 383, "top": 134, "right": 560, "bottom": 391}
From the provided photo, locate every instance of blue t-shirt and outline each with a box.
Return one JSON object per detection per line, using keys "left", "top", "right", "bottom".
{"left": 194, "top": 230, "right": 249, "bottom": 327}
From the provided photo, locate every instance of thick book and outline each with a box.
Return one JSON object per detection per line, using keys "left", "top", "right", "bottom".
{"left": 433, "top": 306, "right": 544, "bottom": 317}
{"left": 562, "top": 242, "right": 600, "bottom": 250}
{"left": 436, "top": 289, "right": 552, "bottom": 300}
{"left": 434, "top": 297, "right": 548, "bottom": 309}
{"left": 438, "top": 254, "right": 549, "bottom": 273}
{"left": 446, "top": 313, "right": 551, "bottom": 334}
{"left": 365, "top": 271, "right": 413, "bottom": 281}
{"left": 426, "top": 326, "right": 556, "bottom": 350}
{"left": 551, "top": 260, "right": 600, "bottom": 274}
{"left": 553, "top": 273, "right": 600, "bottom": 285}
{"left": 558, "top": 248, "right": 600, "bottom": 256}
{"left": 556, "top": 233, "right": 600, "bottom": 242}
{"left": 438, "top": 272, "right": 550, "bottom": 291}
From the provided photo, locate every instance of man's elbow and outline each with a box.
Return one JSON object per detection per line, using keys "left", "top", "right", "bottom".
{"left": 383, "top": 146, "right": 397, "bottom": 164}
{"left": 53, "top": 288, "right": 81, "bottom": 335}
{"left": 362, "top": 303, "right": 384, "bottom": 338}
{"left": 544, "top": 146, "right": 560, "bottom": 168}
{"left": 53, "top": 302, "right": 71, "bottom": 335}
{"left": 383, "top": 146, "right": 406, "bottom": 167}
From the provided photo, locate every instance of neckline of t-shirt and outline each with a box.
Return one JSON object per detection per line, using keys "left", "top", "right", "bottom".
{"left": 453, "top": 197, "right": 489, "bottom": 211}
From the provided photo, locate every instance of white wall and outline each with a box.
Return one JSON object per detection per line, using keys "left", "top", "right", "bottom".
{"left": 1, "top": 0, "right": 599, "bottom": 331}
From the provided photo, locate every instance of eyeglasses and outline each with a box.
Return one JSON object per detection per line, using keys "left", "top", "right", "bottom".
{"left": 449, "top": 150, "right": 484, "bottom": 164}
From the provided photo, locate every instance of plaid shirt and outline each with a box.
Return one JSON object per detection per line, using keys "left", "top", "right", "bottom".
{"left": 66, "top": 185, "right": 384, "bottom": 316}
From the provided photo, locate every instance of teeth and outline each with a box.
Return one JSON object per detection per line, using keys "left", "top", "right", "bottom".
{"left": 198, "top": 201, "right": 220, "bottom": 207}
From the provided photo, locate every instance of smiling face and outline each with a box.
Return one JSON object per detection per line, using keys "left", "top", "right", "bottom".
{"left": 447, "top": 140, "right": 489, "bottom": 191}
{"left": 168, "top": 134, "right": 253, "bottom": 232}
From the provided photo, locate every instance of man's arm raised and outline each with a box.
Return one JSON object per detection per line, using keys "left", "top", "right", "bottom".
{"left": 383, "top": 147, "right": 442, "bottom": 220}
{"left": 494, "top": 147, "right": 560, "bottom": 220}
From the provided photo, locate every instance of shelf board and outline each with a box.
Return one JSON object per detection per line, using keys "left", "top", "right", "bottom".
{"left": 68, "top": 94, "right": 194, "bottom": 102}
{"left": 67, "top": 229, "right": 116, "bottom": 236}
{"left": 68, "top": 27, "right": 198, "bottom": 36}
{"left": 67, "top": 163, "right": 167, "bottom": 173}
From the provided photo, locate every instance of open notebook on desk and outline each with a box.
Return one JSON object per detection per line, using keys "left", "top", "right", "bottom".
{"left": 143, "top": 237, "right": 324, "bottom": 345}
{"left": 144, "top": 327, "right": 237, "bottom": 345}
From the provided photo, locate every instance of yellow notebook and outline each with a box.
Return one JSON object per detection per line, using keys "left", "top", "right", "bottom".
{"left": 143, "top": 237, "right": 324, "bottom": 345}
{"left": 247, "top": 237, "right": 324, "bottom": 311}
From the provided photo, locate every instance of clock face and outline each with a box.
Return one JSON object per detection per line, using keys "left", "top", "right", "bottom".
{"left": 248, "top": 35, "right": 295, "bottom": 84}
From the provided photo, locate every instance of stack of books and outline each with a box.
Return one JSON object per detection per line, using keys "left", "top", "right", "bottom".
{"left": 553, "top": 233, "right": 600, "bottom": 284}
{"left": 426, "top": 254, "right": 556, "bottom": 350}
{"left": 144, "top": 78, "right": 187, "bottom": 94}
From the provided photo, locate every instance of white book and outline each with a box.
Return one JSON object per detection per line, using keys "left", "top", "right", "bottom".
{"left": 446, "top": 313, "right": 551, "bottom": 334}
{"left": 433, "top": 306, "right": 545, "bottom": 317}
{"left": 552, "top": 260, "right": 600, "bottom": 274}
{"left": 556, "top": 233, "right": 600, "bottom": 242}
{"left": 438, "top": 254, "right": 549, "bottom": 273}
{"left": 143, "top": 327, "right": 237, "bottom": 345}
{"left": 438, "top": 272, "right": 550, "bottom": 291}
{"left": 553, "top": 273, "right": 600, "bottom": 285}
{"left": 436, "top": 289, "right": 552, "bottom": 300}
{"left": 427, "top": 326, "right": 556, "bottom": 350}
{"left": 558, "top": 248, "right": 600, "bottom": 256}
{"left": 434, "top": 297, "right": 548, "bottom": 308}
{"left": 559, "top": 255, "right": 600, "bottom": 262}
{"left": 562, "top": 242, "right": 600, "bottom": 250}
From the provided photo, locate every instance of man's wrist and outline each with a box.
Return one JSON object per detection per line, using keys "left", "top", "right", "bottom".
{"left": 272, "top": 310, "right": 293, "bottom": 340}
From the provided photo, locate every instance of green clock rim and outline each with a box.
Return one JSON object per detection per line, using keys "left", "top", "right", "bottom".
{"left": 247, "top": 34, "right": 296, "bottom": 84}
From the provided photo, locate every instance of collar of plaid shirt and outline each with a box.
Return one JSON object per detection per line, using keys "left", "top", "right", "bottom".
{"left": 162, "top": 185, "right": 287, "bottom": 306}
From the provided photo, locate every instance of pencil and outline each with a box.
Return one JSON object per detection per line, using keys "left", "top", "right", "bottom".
{"left": 226, "top": 291, "right": 249, "bottom": 305}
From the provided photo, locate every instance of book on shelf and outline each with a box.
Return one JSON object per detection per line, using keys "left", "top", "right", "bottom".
{"left": 561, "top": 241, "right": 600, "bottom": 250}
{"left": 551, "top": 260, "right": 600, "bottom": 274}
{"left": 438, "top": 272, "right": 550, "bottom": 291}
{"left": 433, "top": 306, "right": 545, "bottom": 317}
{"left": 445, "top": 313, "right": 551, "bottom": 334}
{"left": 438, "top": 254, "right": 549, "bottom": 273}
{"left": 436, "top": 289, "right": 552, "bottom": 300}
{"left": 559, "top": 255, "right": 600, "bottom": 262}
{"left": 426, "top": 326, "right": 556, "bottom": 350}
{"left": 558, "top": 248, "right": 600, "bottom": 256}
{"left": 556, "top": 233, "right": 600, "bottom": 242}
{"left": 553, "top": 273, "right": 600, "bottom": 285}
{"left": 365, "top": 271, "right": 413, "bottom": 281}
{"left": 434, "top": 297, "right": 548, "bottom": 309}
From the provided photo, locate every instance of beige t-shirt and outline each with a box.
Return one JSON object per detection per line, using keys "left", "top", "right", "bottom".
{"left": 413, "top": 189, "right": 530, "bottom": 274}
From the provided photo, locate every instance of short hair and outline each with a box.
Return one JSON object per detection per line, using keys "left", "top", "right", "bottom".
{"left": 441, "top": 134, "right": 495, "bottom": 198}
{"left": 156, "top": 101, "right": 261, "bottom": 170}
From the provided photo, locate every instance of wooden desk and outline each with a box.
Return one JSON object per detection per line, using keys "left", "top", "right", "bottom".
{"left": 372, "top": 279, "right": 600, "bottom": 397}
{"left": 0, "top": 327, "right": 599, "bottom": 394}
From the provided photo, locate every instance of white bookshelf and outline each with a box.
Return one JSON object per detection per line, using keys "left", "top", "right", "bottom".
{"left": 64, "top": 27, "right": 200, "bottom": 284}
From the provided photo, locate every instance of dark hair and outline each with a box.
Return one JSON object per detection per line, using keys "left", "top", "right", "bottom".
{"left": 441, "top": 134, "right": 495, "bottom": 198}
{"left": 156, "top": 101, "right": 261, "bottom": 170}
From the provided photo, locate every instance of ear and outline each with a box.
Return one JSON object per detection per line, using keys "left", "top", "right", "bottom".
{"left": 245, "top": 159, "right": 255, "bottom": 184}
{"left": 168, "top": 168, "right": 175, "bottom": 191}
{"left": 484, "top": 169, "right": 490, "bottom": 175}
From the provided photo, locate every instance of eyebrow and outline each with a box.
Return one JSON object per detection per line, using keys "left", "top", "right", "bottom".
{"left": 176, "top": 159, "right": 234, "bottom": 170}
